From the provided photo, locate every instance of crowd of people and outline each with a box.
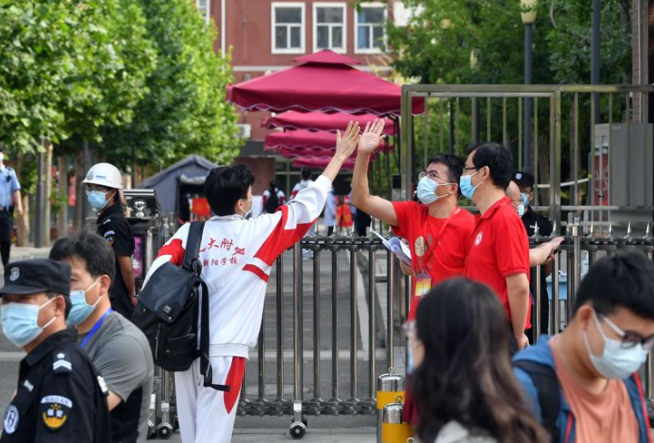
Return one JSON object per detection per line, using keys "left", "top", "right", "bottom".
{"left": 0, "top": 119, "right": 652, "bottom": 443}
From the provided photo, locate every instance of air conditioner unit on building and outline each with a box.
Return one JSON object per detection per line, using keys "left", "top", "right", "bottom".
{"left": 236, "top": 124, "right": 251, "bottom": 139}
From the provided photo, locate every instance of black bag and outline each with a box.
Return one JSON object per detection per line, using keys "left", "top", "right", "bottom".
{"left": 265, "top": 188, "right": 279, "bottom": 213}
{"left": 513, "top": 360, "right": 560, "bottom": 443}
{"left": 132, "top": 221, "right": 228, "bottom": 391}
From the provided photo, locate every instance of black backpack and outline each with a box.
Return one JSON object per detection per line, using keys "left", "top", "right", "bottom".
{"left": 265, "top": 188, "right": 279, "bottom": 213}
{"left": 132, "top": 221, "right": 228, "bottom": 391}
{"left": 513, "top": 360, "right": 561, "bottom": 443}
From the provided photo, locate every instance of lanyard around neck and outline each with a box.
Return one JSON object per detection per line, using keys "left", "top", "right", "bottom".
{"left": 80, "top": 308, "right": 112, "bottom": 349}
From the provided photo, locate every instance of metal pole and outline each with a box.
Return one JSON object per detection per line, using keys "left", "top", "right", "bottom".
{"left": 591, "top": 0, "right": 601, "bottom": 122}
{"left": 276, "top": 255, "right": 284, "bottom": 400}
{"left": 292, "top": 244, "right": 303, "bottom": 415}
{"left": 472, "top": 97, "right": 480, "bottom": 144}
{"left": 35, "top": 148, "right": 44, "bottom": 248}
{"left": 386, "top": 252, "right": 394, "bottom": 372}
{"left": 449, "top": 100, "right": 455, "bottom": 155}
{"left": 523, "top": 23, "right": 533, "bottom": 171}
{"left": 350, "top": 246, "right": 358, "bottom": 399}
{"left": 552, "top": 252, "right": 561, "bottom": 334}
{"left": 313, "top": 249, "right": 321, "bottom": 399}
{"left": 368, "top": 247, "right": 376, "bottom": 399}
{"left": 331, "top": 249, "right": 339, "bottom": 399}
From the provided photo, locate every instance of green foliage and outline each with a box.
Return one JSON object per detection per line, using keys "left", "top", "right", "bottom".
{"left": 100, "top": 0, "right": 242, "bottom": 169}
{"left": 388, "top": 0, "right": 631, "bottom": 86}
{"left": 0, "top": 0, "right": 241, "bottom": 170}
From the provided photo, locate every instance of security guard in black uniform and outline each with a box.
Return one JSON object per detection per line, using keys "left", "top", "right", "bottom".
{"left": 83, "top": 163, "right": 136, "bottom": 319}
{"left": 0, "top": 259, "right": 111, "bottom": 443}
{"left": 514, "top": 171, "right": 554, "bottom": 338}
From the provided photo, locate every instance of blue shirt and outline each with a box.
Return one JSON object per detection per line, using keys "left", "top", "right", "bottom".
{"left": 0, "top": 166, "right": 20, "bottom": 208}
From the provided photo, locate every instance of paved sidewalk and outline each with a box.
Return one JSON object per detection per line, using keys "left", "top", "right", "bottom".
{"left": 0, "top": 245, "right": 51, "bottom": 278}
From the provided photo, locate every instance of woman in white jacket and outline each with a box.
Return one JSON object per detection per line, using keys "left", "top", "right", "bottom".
{"left": 409, "top": 278, "right": 548, "bottom": 443}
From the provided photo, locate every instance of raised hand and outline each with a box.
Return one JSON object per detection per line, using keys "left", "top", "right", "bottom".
{"left": 357, "top": 119, "right": 385, "bottom": 154}
{"left": 335, "top": 121, "right": 361, "bottom": 160}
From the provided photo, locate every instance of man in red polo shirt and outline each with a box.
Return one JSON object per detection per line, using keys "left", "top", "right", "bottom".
{"left": 351, "top": 119, "right": 476, "bottom": 321}
{"left": 461, "top": 143, "right": 531, "bottom": 352}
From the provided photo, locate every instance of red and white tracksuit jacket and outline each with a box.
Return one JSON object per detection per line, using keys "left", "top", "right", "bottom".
{"left": 146, "top": 175, "right": 331, "bottom": 360}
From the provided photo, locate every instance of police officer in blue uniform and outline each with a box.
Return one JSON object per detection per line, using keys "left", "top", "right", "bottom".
{"left": 0, "top": 148, "right": 22, "bottom": 271}
{"left": 0, "top": 259, "right": 112, "bottom": 443}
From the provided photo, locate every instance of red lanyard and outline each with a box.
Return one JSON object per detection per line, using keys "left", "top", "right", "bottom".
{"left": 418, "top": 205, "right": 460, "bottom": 272}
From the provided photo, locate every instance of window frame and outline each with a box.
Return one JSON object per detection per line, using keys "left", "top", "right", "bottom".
{"left": 354, "top": 2, "right": 387, "bottom": 54}
{"left": 271, "top": 2, "right": 306, "bottom": 55}
{"left": 196, "top": 0, "right": 211, "bottom": 26}
{"left": 312, "top": 2, "right": 347, "bottom": 53}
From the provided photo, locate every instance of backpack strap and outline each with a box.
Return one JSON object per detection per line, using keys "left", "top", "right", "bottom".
{"left": 182, "top": 222, "right": 205, "bottom": 271}
{"left": 182, "top": 221, "right": 230, "bottom": 392}
{"left": 513, "top": 360, "right": 561, "bottom": 443}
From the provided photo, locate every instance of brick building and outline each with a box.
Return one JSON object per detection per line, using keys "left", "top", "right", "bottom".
{"left": 198, "top": 0, "right": 408, "bottom": 195}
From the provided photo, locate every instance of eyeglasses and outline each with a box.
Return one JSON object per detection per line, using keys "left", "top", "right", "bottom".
{"left": 463, "top": 166, "right": 478, "bottom": 172}
{"left": 598, "top": 312, "right": 654, "bottom": 350}
{"left": 418, "top": 171, "right": 450, "bottom": 182}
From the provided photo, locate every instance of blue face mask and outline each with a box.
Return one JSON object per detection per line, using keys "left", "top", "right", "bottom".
{"left": 584, "top": 310, "right": 649, "bottom": 379}
{"left": 66, "top": 278, "right": 102, "bottom": 327}
{"left": 459, "top": 170, "right": 483, "bottom": 200}
{"left": 417, "top": 177, "right": 451, "bottom": 205}
{"left": 517, "top": 203, "right": 525, "bottom": 217}
{"left": 520, "top": 192, "right": 530, "bottom": 207}
{"left": 1, "top": 298, "right": 57, "bottom": 348}
{"left": 88, "top": 190, "right": 109, "bottom": 211}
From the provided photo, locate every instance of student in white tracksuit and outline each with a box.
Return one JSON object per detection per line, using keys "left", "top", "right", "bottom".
{"left": 144, "top": 122, "right": 362, "bottom": 443}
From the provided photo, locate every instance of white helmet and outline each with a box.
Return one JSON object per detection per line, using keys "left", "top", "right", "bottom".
{"left": 83, "top": 163, "right": 123, "bottom": 189}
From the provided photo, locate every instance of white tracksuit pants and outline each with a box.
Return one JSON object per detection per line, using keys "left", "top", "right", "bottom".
{"left": 175, "top": 356, "right": 246, "bottom": 443}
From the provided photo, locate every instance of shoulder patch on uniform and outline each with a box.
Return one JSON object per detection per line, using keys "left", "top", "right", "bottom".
{"left": 4, "top": 405, "right": 19, "bottom": 434}
{"left": 52, "top": 353, "right": 72, "bottom": 374}
{"left": 40, "top": 396, "right": 72, "bottom": 431}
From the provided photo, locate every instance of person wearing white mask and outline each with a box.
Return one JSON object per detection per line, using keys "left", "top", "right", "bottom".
{"left": 514, "top": 252, "right": 654, "bottom": 443}
{"left": 352, "top": 120, "right": 475, "bottom": 425}
{"left": 0, "top": 147, "right": 23, "bottom": 272}
{"left": 50, "top": 231, "right": 153, "bottom": 443}
{"left": 0, "top": 259, "right": 111, "bottom": 443}
{"left": 83, "top": 162, "right": 135, "bottom": 319}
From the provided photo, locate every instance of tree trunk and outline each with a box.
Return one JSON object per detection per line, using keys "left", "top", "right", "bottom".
{"left": 16, "top": 194, "right": 29, "bottom": 247}
{"left": 43, "top": 140, "right": 53, "bottom": 246}
{"left": 15, "top": 154, "right": 28, "bottom": 247}
{"left": 57, "top": 155, "right": 68, "bottom": 238}
{"left": 73, "top": 151, "right": 84, "bottom": 231}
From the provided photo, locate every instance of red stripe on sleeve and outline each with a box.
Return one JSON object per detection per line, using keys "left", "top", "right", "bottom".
{"left": 254, "top": 205, "right": 316, "bottom": 265}
{"left": 243, "top": 264, "right": 269, "bottom": 282}
{"left": 157, "top": 238, "right": 185, "bottom": 266}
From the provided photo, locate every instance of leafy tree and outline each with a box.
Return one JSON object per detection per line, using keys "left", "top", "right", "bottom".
{"left": 101, "top": 0, "right": 242, "bottom": 170}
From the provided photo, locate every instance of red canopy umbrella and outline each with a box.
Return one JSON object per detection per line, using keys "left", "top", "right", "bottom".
{"left": 292, "top": 156, "right": 358, "bottom": 170}
{"left": 275, "top": 146, "right": 376, "bottom": 161}
{"left": 262, "top": 111, "right": 396, "bottom": 136}
{"left": 265, "top": 129, "right": 392, "bottom": 152}
{"left": 227, "top": 50, "right": 424, "bottom": 116}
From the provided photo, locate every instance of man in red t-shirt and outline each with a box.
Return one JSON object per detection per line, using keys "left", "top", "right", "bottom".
{"left": 460, "top": 143, "right": 531, "bottom": 352}
{"left": 351, "top": 120, "right": 475, "bottom": 321}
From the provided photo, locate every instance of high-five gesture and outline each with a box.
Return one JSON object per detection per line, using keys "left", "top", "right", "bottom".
{"left": 357, "top": 119, "right": 385, "bottom": 155}
{"left": 335, "top": 121, "right": 361, "bottom": 161}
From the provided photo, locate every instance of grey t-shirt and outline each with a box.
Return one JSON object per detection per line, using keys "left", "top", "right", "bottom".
{"left": 78, "top": 310, "right": 154, "bottom": 443}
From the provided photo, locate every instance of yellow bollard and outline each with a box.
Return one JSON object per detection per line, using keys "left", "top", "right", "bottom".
{"left": 381, "top": 397, "right": 413, "bottom": 443}
{"left": 377, "top": 368, "right": 405, "bottom": 443}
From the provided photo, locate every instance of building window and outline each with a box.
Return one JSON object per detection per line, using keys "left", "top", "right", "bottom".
{"left": 355, "top": 4, "right": 386, "bottom": 53}
{"left": 314, "top": 3, "right": 346, "bottom": 52}
{"left": 196, "top": 0, "right": 210, "bottom": 25}
{"left": 272, "top": 3, "right": 305, "bottom": 54}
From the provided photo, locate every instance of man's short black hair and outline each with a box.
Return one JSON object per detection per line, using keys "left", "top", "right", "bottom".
{"left": 467, "top": 142, "right": 514, "bottom": 189}
{"left": 574, "top": 251, "right": 654, "bottom": 320}
{"left": 205, "top": 165, "right": 255, "bottom": 216}
{"left": 49, "top": 230, "right": 115, "bottom": 279}
{"left": 427, "top": 153, "right": 464, "bottom": 194}
{"left": 301, "top": 167, "right": 312, "bottom": 180}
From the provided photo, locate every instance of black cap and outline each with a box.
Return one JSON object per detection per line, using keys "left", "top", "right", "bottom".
{"left": 0, "top": 259, "right": 71, "bottom": 297}
{"left": 514, "top": 171, "right": 535, "bottom": 188}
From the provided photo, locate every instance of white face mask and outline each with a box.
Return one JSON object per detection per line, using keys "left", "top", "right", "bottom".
{"left": 584, "top": 310, "right": 649, "bottom": 379}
